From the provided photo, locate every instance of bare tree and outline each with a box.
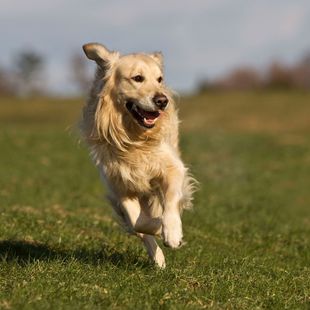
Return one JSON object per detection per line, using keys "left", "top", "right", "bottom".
{"left": 70, "top": 53, "right": 92, "bottom": 94}
{"left": 198, "top": 66, "right": 262, "bottom": 92}
{"left": 0, "top": 66, "right": 14, "bottom": 96}
{"left": 264, "top": 62, "right": 294, "bottom": 89}
{"left": 216, "top": 67, "right": 262, "bottom": 90}
{"left": 291, "top": 52, "right": 310, "bottom": 90}
{"left": 14, "top": 50, "right": 45, "bottom": 96}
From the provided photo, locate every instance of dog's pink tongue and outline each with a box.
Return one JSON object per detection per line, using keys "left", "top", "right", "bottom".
{"left": 144, "top": 118, "right": 155, "bottom": 125}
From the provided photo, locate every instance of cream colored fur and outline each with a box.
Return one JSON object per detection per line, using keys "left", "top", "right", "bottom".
{"left": 80, "top": 43, "right": 196, "bottom": 268}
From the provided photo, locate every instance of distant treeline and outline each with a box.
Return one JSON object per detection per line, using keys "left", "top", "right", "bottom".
{"left": 198, "top": 52, "right": 310, "bottom": 92}
{"left": 0, "top": 49, "right": 91, "bottom": 97}
{"left": 1, "top": 49, "right": 310, "bottom": 97}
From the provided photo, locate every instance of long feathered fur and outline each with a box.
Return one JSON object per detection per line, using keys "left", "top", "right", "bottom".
{"left": 80, "top": 53, "right": 197, "bottom": 234}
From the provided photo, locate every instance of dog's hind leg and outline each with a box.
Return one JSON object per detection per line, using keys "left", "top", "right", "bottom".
{"left": 120, "top": 197, "right": 165, "bottom": 268}
{"left": 120, "top": 197, "right": 162, "bottom": 236}
{"left": 137, "top": 233, "right": 166, "bottom": 268}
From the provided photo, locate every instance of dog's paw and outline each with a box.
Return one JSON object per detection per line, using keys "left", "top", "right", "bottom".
{"left": 154, "top": 247, "right": 166, "bottom": 269}
{"left": 162, "top": 213, "right": 183, "bottom": 249}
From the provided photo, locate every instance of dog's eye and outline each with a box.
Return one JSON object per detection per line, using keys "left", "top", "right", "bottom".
{"left": 132, "top": 75, "right": 144, "bottom": 83}
{"left": 157, "top": 76, "right": 163, "bottom": 83}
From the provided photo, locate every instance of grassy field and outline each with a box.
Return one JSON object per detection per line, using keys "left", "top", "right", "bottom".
{"left": 0, "top": 91, "right": 309, "bottom": 309}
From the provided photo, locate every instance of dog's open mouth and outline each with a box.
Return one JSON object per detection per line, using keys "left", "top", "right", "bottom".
{"left": 126, "top": 101, "right": 160, "bottom": 129}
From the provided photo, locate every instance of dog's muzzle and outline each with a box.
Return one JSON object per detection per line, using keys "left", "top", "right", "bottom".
{"left": 126, "top": 100, "right": 161, "bottom": 129}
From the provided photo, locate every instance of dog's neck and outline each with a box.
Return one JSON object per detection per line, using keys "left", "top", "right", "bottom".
{"left": 102, "top": 114, "right": 164, "bottom": 154}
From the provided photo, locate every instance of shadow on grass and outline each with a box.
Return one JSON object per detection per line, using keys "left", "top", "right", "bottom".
{"left": 0, "top": 239, "right": 150, "bottom": 268}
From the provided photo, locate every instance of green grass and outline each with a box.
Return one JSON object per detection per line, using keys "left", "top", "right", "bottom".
{"left": 0, "top": 92, "right": 309, "bottom": 309}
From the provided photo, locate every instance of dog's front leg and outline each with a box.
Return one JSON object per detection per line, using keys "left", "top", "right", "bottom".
{"left": 162, "top": 165, "right": 185, "bottom": 248}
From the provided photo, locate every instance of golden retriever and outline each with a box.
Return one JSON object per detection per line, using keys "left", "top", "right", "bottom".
{"left": 81, "top": 43, "right": 196, "bottom": 268}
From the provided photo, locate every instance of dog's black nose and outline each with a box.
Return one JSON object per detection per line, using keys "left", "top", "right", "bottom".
{"left": 153, "top": 94, "right": 168, "bottom": 109}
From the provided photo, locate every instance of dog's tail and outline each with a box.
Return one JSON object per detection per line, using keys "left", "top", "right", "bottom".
{"left": 179, "top": 169, "right": 199, "bottom": 211}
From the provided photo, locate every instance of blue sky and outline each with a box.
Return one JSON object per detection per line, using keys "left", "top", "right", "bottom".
{"left": 1, "top": 0, "right": 309, "bottom": 94}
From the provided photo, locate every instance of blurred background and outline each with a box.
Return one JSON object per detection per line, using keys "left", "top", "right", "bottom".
{"left": 0, "top": 0, "right": 310, "bottom": 96}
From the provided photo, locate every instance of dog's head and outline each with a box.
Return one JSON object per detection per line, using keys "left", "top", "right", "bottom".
{"left": 83, "top": 43, "right": 170, "bottom": 130}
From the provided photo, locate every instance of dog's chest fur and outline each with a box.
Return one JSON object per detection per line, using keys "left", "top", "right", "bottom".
{"left": 91, "top": 140, "right": 175, "bottom": 196}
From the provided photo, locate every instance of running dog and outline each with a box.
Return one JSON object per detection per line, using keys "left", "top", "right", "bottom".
{"left": 81, "top": 43, "right": 196, "bottom": 268}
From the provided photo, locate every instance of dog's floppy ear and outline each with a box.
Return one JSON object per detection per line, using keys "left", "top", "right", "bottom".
{"left": 82, "top": 43, "right": 119, "bottom": 68}
{"left": 149, "top": 52, "right": 163, "bottom": 68}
